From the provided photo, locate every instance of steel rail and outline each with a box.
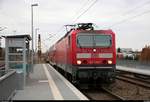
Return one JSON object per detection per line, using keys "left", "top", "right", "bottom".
{"left": 81, "top": 87, "right": 126, "bottom": 100}
{"left": 118, "top": 74, "right": 150, "bottom": 84}
{"left": 116, "top": 69, "right": 150, "bottom": 78}
{"left": 101, "top": 87, "right": 126, "bottom": 100}
{"left": 116, "top": 66, "right": 150, "bottom": 76}
{"left": 116, "top": 76, "right": 150, "bottom": 89}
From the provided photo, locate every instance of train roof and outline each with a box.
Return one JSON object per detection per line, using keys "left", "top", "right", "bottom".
{"left": 71, "top": 29, "right": 115, "bottom": 35}
{"left": 2, "top": 34, "right": 31, "bottom": 40}
{"left": 55, "top": 29, "right": 115, "bottom": 45}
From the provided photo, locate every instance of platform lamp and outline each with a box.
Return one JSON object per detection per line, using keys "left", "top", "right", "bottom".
{"left": 31, "top": 3, "right": 38, "bottom": 70}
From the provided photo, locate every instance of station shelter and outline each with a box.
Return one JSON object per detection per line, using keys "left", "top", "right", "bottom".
{"left": 4, "top": 35, "right": 32, "bottom": 89}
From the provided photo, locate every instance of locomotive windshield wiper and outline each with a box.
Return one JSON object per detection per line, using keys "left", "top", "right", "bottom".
{"left": 77, "top": 39, "right": 82, "bottom": 48}
{"left": 93, "top": 35, "right": 96, "bottom": 47}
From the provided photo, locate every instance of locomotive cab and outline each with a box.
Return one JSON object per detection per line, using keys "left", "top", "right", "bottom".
{"left": 48, "top": 23, "right": 116, "bottom": 86}
{"left": 71, "top": 23, "right": 116, "bottom": 84}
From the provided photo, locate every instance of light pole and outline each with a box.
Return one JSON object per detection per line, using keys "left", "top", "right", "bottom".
{"left": 0, "top": 27, "right": 7, "bottom": 47}
{"left": 35, "top": 28, "right": 39, "bottom": 52}
{"left": 31, "top": 3, "right": 38, "bottom": 69}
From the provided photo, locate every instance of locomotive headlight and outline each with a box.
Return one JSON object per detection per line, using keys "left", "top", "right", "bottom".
{"left": 77, "top": 60, "right": 82, "bottom": 65}
{"left": 108, "top": 60, "right": 112, "bottom": 64}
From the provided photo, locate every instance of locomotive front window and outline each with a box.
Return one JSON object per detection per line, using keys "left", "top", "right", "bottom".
{"left": 94, "top": 35, "right": 111, "bottom": 47}
{"left": 77, "top": 35, "right": 93, "bottom": 47}
{"left": 77, "top": 33, "right": 112, "bottom": 47}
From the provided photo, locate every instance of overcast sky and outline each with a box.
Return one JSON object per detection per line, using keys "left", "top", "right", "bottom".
{"left": 0, "top": 0, "right": 150, "bottom": 52}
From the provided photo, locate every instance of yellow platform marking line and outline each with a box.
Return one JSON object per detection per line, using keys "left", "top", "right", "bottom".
{"left": 48, "top": 64, "right": 89, "bottom": 100}
{"left": 43, "top": 64, "right": 63, "bottom": 100}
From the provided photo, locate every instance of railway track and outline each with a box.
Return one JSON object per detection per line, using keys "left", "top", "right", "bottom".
{"left": 116, "top": 70, "right": 150, "bottom": 79}
{"left": 101, "top": 87, "right": 126, "bottom": 100}
{"left": 53, "top": 64, "right": 150, "bottom": 100}
{"left": 81, "top": 87, "right": 126, "bottom": 100}
{"left": 116, "top": 71, "right": 150, "bottom": 89}
{"left": 80, "top": 71, "right": 150, "bottom": 100}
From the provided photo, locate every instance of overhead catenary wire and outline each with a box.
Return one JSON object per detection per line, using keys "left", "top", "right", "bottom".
{"left": 41, "top": 0, "right": 150, "bottom": 52}
{"left": 42, "top": 27, "right": 66, "bottom": 50}
{"left": 43, "top": 0, "right": 149, "bottom": 43}
{"left": 73, "top": 0, "right": 98, "bottom": 23}
{"left": 99, "top": 0, "right": 150, "bottom": 29}
{"left": 50, "top": 0, "right": 97, "bottom": 38}
{"left": 43, "top": 0, "right": 88, "bottom": 42}
{"left": 46, "top": 0, "right": 98, "bottom": 44}
{"left": 44, "top": 0, "right": 150, "bottom": 51}
{"left": 43, "top": 0, "right": 98, "bottom": 43}
{"left": 108, "top": 9, "right": 150, "bottom": 28}
{"left": 92, "top": 0, "right": 150, "bottom": 29}
{"left": 40, "top": 40, "right": 50, "bottom": 52}
{"left": 122, "top": 0, "right": 150, "bottom": 16}
{"left": 42, "top": 0, "right": 101, "bottom": 51}
{"left": 43, "top": 25, "right": 64, "bottom": 41}
{"left": 73, "top": 0, "right": 91, "bottom": 17}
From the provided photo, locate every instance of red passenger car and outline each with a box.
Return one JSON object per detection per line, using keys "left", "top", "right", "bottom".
{"left": 48, "top": 23, "right": 116, "bottom": 85}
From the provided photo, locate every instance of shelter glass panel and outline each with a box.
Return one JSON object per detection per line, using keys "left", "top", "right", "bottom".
{"left": 9, "top": 55, "right": 23, "bottom": 61}
{"left": 9, "top": 47, "right": 23, "bottom": 53}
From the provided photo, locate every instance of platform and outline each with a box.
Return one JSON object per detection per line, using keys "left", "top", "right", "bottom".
{"left": 13, "top": 64, "right": 88, "bottom": 100}
{"left": 117, "top": 65, "right": 150, "bottom": 76}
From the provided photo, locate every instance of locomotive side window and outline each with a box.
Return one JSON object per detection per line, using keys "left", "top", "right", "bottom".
{"left": 68, "top": 35, "right": 71, "bottom": 46}
{"left": 77, "top": 33, "right": 112, "bottom": 47}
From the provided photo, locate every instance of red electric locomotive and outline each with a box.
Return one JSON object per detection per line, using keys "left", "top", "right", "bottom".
{"left": 48, "top": 23, "right": 116, "bottom": 85}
